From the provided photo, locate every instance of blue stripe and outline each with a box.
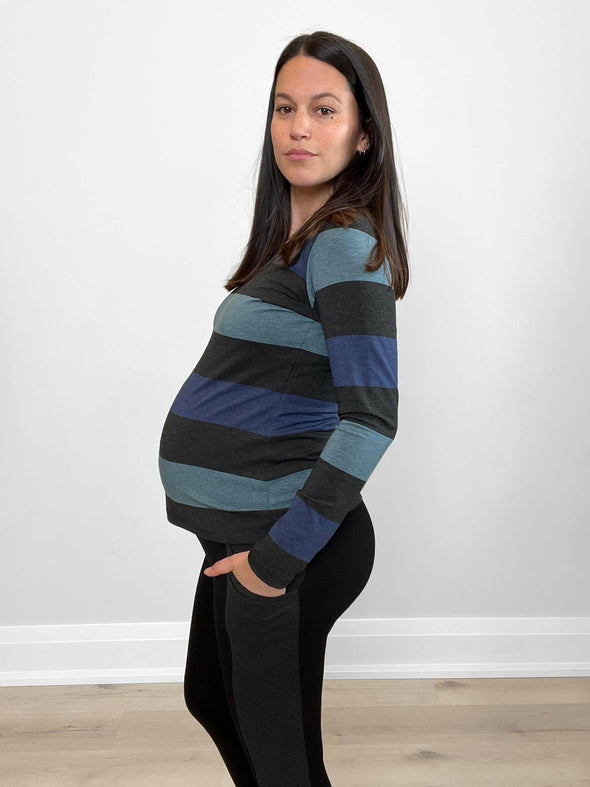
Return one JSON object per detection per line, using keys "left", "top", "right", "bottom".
{"left": 266, "top": 494, "right": 339, "bottom": 562}
{"left": 282, "top": 237, "right": 315, "bottom": 280}
{"left": 159, "top": 456, "right": 313, "bottom": 511}
{"left": 327, "top": 335, "right": 398, "bottom": 388}
{"left": 319, "top": 419, "right": 393, "bottom": 481}
{"left": 171, "top": 372, "right": 338, "bottom": 435}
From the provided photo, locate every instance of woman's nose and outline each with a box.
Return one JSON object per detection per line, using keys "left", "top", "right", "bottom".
{"left": 289, "top": 110, "right": 311, "bottom": 137}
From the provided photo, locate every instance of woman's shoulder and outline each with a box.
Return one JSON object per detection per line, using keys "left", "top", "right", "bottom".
{"left": 317, "top": 207, "right": 376, "bottom": 240}
{"left": 307, "top": 208, "right": 388, "bottom": 291}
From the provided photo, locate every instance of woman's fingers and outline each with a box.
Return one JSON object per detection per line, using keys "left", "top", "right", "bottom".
{"left": 204, "top": 551, "right": 286, "bottom": 597}
{"left": 203, "top": 556, "right": 233, "bottom": 576}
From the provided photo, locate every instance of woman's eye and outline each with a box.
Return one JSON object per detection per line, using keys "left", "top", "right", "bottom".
{"left": 274, "top": 106, "right": 334, "bottom": 116}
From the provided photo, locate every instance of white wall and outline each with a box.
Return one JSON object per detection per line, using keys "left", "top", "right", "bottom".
{"left": 1, "top": 1, "right": 589, "bottom": 684}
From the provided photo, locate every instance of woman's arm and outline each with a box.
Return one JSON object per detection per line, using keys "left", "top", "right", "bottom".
{"left": 248, "top": 225, "right": 399, "bottom": 588}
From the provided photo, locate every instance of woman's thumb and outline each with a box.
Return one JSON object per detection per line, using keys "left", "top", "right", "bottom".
{"left": 203, "top": 557, "right": 232, "bottom": 577}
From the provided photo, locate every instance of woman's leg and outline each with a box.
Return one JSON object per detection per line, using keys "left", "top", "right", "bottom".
{"left": 183, "top": 548, "right": 259, "bottom": 787}
{"left": 189, "top": 499, "right": 375, "bottom": 787}
{"left": 296, "top": 498, "right": 376, "bottom": 784}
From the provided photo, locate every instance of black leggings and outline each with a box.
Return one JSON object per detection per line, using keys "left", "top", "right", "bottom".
{"left": 183, "top": 499, "right": 375, "bottom": 787}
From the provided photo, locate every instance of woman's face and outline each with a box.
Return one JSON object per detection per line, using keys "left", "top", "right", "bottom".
{"left": 271, "top": 55, "right": 368, "bottom": 193}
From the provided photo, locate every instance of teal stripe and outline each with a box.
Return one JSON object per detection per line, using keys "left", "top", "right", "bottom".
{"left": 306, "top": 228, "right": 392, "bottom": 307}
{"left": 266, "top": 467, "right": 314, "bottom": 509}
{"left": 213, "top": 293, "right": 328, "bottom": 355}
{"left": 301, "top": 320, "right": 328, "bottom": 356}
{"left": 158, "top": 456, "right": 312, "bottom": 511}
{"left": 319, "top": 419, "right": 393, "bottom": 481}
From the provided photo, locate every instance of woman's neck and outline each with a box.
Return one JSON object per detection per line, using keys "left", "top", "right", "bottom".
{"left": 288, "top": 183, "right": 333, "bottom": 238}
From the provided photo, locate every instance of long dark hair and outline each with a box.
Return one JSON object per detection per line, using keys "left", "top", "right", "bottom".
{"left": 225, "top": 30, "right": 410, "bottom": 299}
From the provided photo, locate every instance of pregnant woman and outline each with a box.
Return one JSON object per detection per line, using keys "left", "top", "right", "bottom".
{"left": 158, "top": 29, "right": 409, "bottom": 787}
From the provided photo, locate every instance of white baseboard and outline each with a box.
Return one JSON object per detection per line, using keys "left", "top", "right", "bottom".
{"left": 1, "top": 617, "right": 589, "bottom": 686}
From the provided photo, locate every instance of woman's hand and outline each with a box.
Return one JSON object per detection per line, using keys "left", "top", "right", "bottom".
{"left": 204, "top": 550, "right": 286, "bottom": 597}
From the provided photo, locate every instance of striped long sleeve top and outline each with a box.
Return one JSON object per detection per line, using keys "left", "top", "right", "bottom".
{"left": 158, "top": 212, "right": 398, "bottom": 588}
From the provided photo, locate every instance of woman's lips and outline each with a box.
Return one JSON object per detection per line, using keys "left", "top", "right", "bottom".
{"left": 285, "top": 152, "right": 316, "bottom": 160}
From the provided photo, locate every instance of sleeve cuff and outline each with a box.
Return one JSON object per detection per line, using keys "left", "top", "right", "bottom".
{"left": 247, "top": 533, "right": 308, "bottom": 589}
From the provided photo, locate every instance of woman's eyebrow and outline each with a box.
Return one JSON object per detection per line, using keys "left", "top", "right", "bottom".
{"left": 274, "top": 91, "right": 342, "bottom": 104}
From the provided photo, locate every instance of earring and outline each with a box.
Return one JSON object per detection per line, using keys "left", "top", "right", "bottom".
{"left": 358, "top": 148, "right": 368, "bottom": 157}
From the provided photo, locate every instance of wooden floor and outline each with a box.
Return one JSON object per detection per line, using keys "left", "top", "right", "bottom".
{"left": 1, "top": 677, "right": 589, "bottom": 786}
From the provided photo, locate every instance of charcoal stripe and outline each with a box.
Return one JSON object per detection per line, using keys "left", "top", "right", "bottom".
{"left": 159, "top": 410, "right": 333, "bottom": 477}
{"left": 315, "top": 279, "right": 397, "bottom": 338}
{"left": 193, "top": 332, "right": 333, "bottom": 396}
